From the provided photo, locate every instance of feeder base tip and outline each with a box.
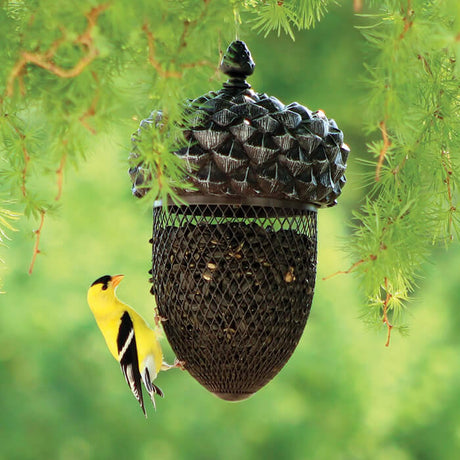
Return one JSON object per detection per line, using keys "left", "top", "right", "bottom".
{"left": 212, "top": 391, "right": 255, "bottom": 402}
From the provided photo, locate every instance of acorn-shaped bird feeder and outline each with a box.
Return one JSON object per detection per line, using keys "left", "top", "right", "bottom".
{"left": 129, "top": 41, "right": 349, "bottom": 401}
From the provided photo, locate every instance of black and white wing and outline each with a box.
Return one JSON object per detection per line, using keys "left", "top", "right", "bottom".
{"left": 117, "top": 311, "right": 146, "bottom": 416}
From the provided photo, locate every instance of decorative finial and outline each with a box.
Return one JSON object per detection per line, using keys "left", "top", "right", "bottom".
{"left": 220, "top": 40, "right": 255, "bottom": 87}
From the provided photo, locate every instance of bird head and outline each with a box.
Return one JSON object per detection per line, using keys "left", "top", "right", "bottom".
{"left": 88, "top": 274, "right": 124, "bottom": 302}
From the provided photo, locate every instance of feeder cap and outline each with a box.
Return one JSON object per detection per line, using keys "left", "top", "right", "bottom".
{"left": 129, "top": 41, "right": 349, "bottom": 208}
{"left": 220, "top": 40, "right": 255, "bottom": 81}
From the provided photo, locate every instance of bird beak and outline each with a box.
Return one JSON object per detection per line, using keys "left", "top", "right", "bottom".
{"left": 112, "top": 274, "right": 124, "bottom": 288}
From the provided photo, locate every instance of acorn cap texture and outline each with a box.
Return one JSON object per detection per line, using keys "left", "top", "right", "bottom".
{"left": 129, "top": 40, "right": 349, "bottom": 207}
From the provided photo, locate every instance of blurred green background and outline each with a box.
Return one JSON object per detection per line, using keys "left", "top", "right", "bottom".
{"left": 2, "top": 5, "right": 460, "bottom": 460}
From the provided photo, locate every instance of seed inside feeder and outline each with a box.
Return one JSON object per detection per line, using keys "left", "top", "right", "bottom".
{"left": 151, "top": 205, "right": 317, "bottom": 400}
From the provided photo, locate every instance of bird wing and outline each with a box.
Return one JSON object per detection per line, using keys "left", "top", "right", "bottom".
{"left": 117, "top": 311, "right": 146, "bottom": 416}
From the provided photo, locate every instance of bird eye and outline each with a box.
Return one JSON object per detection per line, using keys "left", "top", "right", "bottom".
{"left": 102, "top": 285, "right": 108, "bottom": 291}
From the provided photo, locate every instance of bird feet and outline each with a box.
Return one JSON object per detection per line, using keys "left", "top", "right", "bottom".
{"left": 154, "top": 310, "right": 168, "bottom": 328}
{"left": 161, "top": 358, "right": 186, "bottom": 371}
{"left": 173, "top": 358, "right": 186, "bottom": 370}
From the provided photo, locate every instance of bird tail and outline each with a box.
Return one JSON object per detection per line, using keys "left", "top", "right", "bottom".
{"left": 143, "top": 367, "right": 164, "bottom": 411}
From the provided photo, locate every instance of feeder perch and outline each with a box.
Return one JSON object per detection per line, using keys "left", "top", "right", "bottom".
{"left": 129, "top": 41, "right": 349, "bottom": 401}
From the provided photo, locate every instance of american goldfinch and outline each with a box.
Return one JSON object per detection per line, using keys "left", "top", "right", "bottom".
{"left": 87, "top": 274, "right": 168, "bottom": 416}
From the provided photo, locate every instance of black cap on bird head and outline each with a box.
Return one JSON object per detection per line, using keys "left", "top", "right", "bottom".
{"left": 91, "top": 274, "right": 124, "bottom": 290}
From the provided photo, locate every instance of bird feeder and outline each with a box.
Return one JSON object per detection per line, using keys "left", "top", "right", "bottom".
{"left": 129, "top": 41, "right": 349, "bottom": 401}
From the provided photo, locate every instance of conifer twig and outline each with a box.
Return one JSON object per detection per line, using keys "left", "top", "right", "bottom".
{"left": 399, "top": 0, "right": 414, "bottom": 40}
{"left": 322, "top": 254, "right": 377, "bottom": 281}
{"left": 143, "top": 21, "right": 213, "bottom": 78}
{"left": 383, "top": 278, "right": 393, "bottom": 347}
{"left": 7, "top": 119, "right": 30, "bottom": 196}
{"left": 441, "top": 149, "right": 455, "bottom": 240}
{"left": 28, "top": 210, "right": 45, "bottom": 275}
{"left": 143, "top": 24, "right": 182, "bottom": 79}
{"left": 20, "top": 143, "right": 30, "bottom": 198}
{"left": 375, "top": 120, "right": 391, "bottom": 182}
{"left": 5, "top": 3, "right": 109, "bottom": 97}
{"left": 79, "top": 71, "right": 100, "bottom": 134}
{"left": 375, "top": 0, "right": 413, "bottom": 183}
{"left": 417, "top": 54, "right": 433, "bottom": 76}
{"left": 55, "top": 152, "right": 67, "bottom": 201}
{"left": 353, "top": 0, "right": 363, "bottom": 13}
{"left": 178, "top": 0, "right": 211, "bottom": 51}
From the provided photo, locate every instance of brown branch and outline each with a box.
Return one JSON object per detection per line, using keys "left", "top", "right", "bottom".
{"left": 181, "top": 60, "right": 213, "bottom": 70}
{"left": 154, "top": 139, "right": 164, "bottom": 190}
{"left": 399, "top": 0, "right": 414, "bottom": 40}
{"left": 28, "top": 210, "right": 45, "bottom": 275}
{"left": 353, "top": 0, "right": 363, "bottom": 13}
{"left": 78, "top": 3, "right": 110, "bottom": 47}
{"left": 179, "top": 20, "right": 194, "bottom": 51}
{"left": 376, "top": 1, "right": 414, "bottom": 181}
{"left": 55, "top": 153, "right": 67, "bottom": 201}
{"left": 441, "top": 149, "right": 456, "bottom": 240}
{"left": 144, "top": 6, "right": 214, "bottom": 80}
{"left": 143, "top": 23, "right": 182, "bottom": 79}
{"left": 322, "top": 254, "right": 377, "bottom": 281}
{"left": 375, "top": 120, "right": 391, "bottom": 182}
{"left": 5, "top": 3, "right": 109, "bottom": 97}
{"left": 417, "top": 54, "right": 433, "bottom": 76}
{"left": 79, "top": 71, "right": 100, "bottom": 134}
{"left": 442, "top": 150, "right": 453, "bottom": 204}
{"left": 7, "top": 119, "right": 30, "bottom": 196}
{"left": 21, "top": 143, "right": 30, "bottom": 197}
{"left": 178, "top": 0, "right": 211, "bottom": 50}
{"left": 324, "top": 205, "right": 412, "bottom": 280}
{"left": 383, "top": 278, "right": 393, "bottom": 347}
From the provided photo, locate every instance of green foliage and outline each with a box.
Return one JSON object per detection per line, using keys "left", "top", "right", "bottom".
{"left": 0, "top": 199, "right": 19, "bottom": 292}
{"left": 129, "top": 110, "right": 196, "bottom": 205}
{"left": 0, "top": 202, "right": 19, "bottom": 242}
{"left": 349, "top": 0, "right": 460, "bottom": 332}
{"left": 248, "top": 0, "right": 330, "bottom": 39}
{"left": 1, "top": 0, "right": 459, "bottom": 333}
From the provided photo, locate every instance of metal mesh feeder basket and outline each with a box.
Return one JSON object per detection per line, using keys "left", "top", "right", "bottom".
{"left": 151, "top": 199, "right": 317, "bottom": 400}
{"left": 130, "top": 41, "right": 349, "bottom": 400}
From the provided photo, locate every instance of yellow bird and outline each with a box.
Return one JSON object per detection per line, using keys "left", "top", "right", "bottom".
{"left": 87, "top": 274, "right": 171, "bottom": 416}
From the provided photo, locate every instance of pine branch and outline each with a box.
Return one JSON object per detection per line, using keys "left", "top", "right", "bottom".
{"left": 55, "top": 152, "right": 66, "bottom": 202}
{"left": 0, "top": 201, "right": 20, "bottom": 244}
{"left": 322, "top": 255, "right": 376, "bottom": 281}
{"left": 28, "top": 209, "right": 45, "bottom": 275}
{"left": 78, "top": 72, "right": 100, "bottom": 135}
{"left": 354, "top": 0, "right": 363, "bottom": 12}
{"left": 5, "top": 3, "right": 110, "bottom": 98}
{"left": 247, "top": 0, "right": 330, "bottom": 39}
{"left": 334, "top": 0, "right": 460, "bottom": 343}
{"left": 382, "top": 277, "right": 393, "bottom": 347}
{"left": 0, "top": 200, "right": 20, "bottom": 294}
{"left": 143, "top": 23, "right": 183, "bottom": 79}
{"left": 375, "top": 120, "right": 391, "bottom": 182}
